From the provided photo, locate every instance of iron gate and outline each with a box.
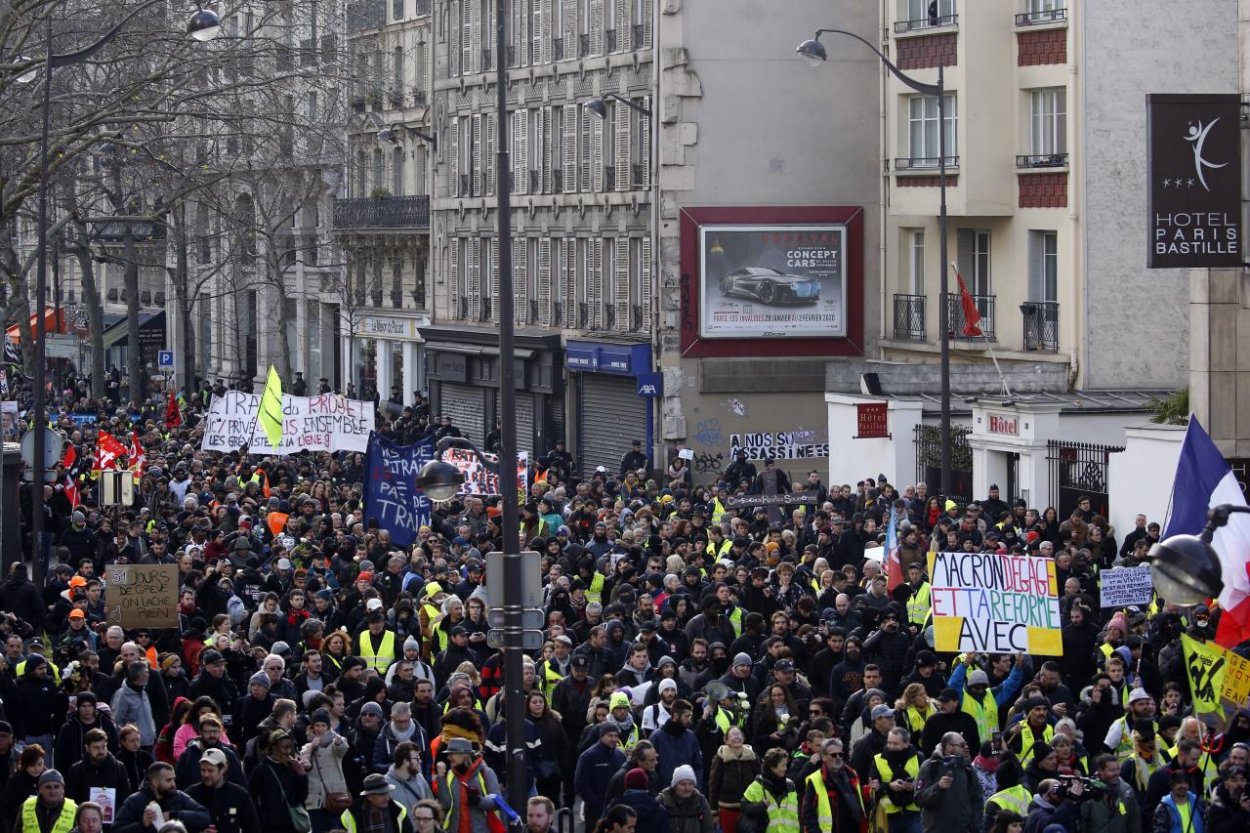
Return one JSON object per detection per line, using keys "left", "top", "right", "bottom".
{"left": 1046, "top": 440, "right": 1124, "bottom": 520}
{"left": 913, "top": 424, "right": 973, "bottom": 505}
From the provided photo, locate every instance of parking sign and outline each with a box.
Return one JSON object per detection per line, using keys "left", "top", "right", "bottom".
{"left": 157, "top": 350, "right": 174, "bottom": 369}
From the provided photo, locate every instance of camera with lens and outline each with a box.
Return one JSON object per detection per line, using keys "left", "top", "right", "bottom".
{"left": 1055, "top": 774, "right": 1106, "bottom": 800}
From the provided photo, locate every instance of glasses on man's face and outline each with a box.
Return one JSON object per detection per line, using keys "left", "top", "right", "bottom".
{"left": 825, "top": 751, "right": 844, "bottom": 759}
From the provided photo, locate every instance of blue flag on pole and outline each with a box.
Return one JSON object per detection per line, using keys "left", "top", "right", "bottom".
{"left": 363, "top": 432, "right": 434, "bottom": 548}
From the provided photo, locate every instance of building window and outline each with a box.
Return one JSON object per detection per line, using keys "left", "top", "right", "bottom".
{"left": 906, "top": 229, "right": 924, "bottom": 294}
{"left": 393, "top": 0, "right": 403, "bottom": 20}
{"left": 1029, "top": 88, "right": 1066, "bottom": 157}
{"left": 907, "top": 94, "right": 956, "bottom": 166}
{"left": 392, "top": 146, "right": 404, "bottom": 195}
{"left": 1029, "top": 230, "right": 1058, "bottom": 302}
{"left": 1027, "top": 0, "right": 1064, "bottom": 12}
{"left": 956, "top": 229, "right": 991, "bottom": 296}
{"left": 906, "top": 0, "right": 955, "bottom": 26}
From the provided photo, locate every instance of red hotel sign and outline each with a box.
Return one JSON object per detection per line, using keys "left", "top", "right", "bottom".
{"left": 988, "top": 414, "right": 1019, "bottom": 436}
{"left": 856, "top": 403, "right": 889, "bottom": 439}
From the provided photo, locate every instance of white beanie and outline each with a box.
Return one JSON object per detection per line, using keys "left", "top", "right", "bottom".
{"left": 658, "top": 679, "right": 677, "bottom": 693}
{"left": 671, "top": 765, "right": 697, "bottom": 787}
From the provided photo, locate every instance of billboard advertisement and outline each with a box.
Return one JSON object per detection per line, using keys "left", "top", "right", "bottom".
{"left": 698, "top": 224, "right": 847, "bottom": 339}
{"left": 1147, "top": 94, "right": 1242, "bottom": 268}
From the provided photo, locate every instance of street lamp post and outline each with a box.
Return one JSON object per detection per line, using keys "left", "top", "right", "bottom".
{"left": 796, "top": 29, "right": 952, "bottom": 498}
{"left": 21, "top": 4, "right": 219, "bottom": 579}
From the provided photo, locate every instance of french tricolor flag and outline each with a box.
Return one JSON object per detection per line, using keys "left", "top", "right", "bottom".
{"left": 1165, "top": 418, "right": 1250, "bottom": 647}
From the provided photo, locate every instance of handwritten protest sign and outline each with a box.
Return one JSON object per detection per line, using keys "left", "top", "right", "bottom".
{"left": 106, "top": 564, "right": 179, "bottom": 629}
{"left": 927, "top": 551, "right": 1062, "bottom": 655}
{"left": 1099, "top": 566, "right": 1154, "bottom": 608}
{"left": 444, "top": 447, "right": 530, "bottom": 497}
{"left": 200, "top": 391, "right": 374, "bottom": 454}
{"left": 363, "top": 433, "right": 434, "bottom": 548}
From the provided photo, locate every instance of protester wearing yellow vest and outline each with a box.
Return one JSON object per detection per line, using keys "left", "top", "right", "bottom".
{"left": 741, "top": 750, "right": 800, "bottom": 833}
{"left": 1007, "top": 697, "right": 1055, "bottom": 763}
{"left": 1154, "top": 772, "right": 1203, "bottom": 833}
{"left": 800, "top": 738, "right": 865, "bottom": 833}
{"left": 903, "top": 565, "right": 930, "bottom": 626}
{"left": 340, "top": 774, "right": 410, "bottom": 833}
{"left": 16, "top": 773, "right": 75, "bottom": 833}
{"left": 871, "top": 729, "right": 921, "bottom": 833}
{"left": 359, "top": 612, "right": 398, "bottom": 675}
{"left": 951, "top": 654, "right": 1025, "bottom": 749}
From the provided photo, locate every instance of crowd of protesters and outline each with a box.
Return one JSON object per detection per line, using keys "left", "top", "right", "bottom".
{"left": 0, "top": 375, "right": 1244, "bottom": 833}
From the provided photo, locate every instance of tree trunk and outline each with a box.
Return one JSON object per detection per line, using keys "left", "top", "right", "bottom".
{"left": 271, "top": 253, "right": 294, "bottom": 385}
{"left": 72, "top": 234, "right": 106, "bottom": 399}
{"left": 124, "top": 228, "right": 142, "bottom": 406}
{"left": 170, "top": 207, "right": 196, "bottom": 396}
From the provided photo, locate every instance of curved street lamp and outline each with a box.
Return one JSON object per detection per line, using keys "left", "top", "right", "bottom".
{"left": 1148, "top": 503, "right": 1246, "bottom": 605}
{"left": 795, "top": 27, "right": 953, "bottom": 500}
{"left": 414, "top": 437, "right": 498, "bottom": 502}
{"left": 188, "top": 9, "right": 223, "bottom": 42}
{"left": 584, "top": 93, "right": 653, "bottom": 119}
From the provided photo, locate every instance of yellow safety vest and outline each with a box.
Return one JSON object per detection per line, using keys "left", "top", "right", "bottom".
{"left": 706, "top": 538, "right": 732, "bottom": 560}
{"left": 15, "top": 660, "right": 61, "bottom": 685}
{"left": 741, "top": 777, "right": 799, "bottom": 833}
{"left": 901, "top": 705, "right": 933, "bottom": 740}
{"left": 961, "top": 691, "right": 998, "bottom": 746}
{"left": 711, "top": 498, "right": 728, "bottom": 525}
{"left": 906, "top": 583, "right": 931, "bottom": 626}
{"left": 987, "top": 785, "right": 1031, "bottom": 817}
{"left": 586, "top": 572, "right": 606, "bottom": 605}
{"left": 1115, "top": 716, "right": 1155, "bottom": 761}
{"left": 340, "top": 801, "right": 407, "bottom": 833}
{"left": 539, "top": 662, "right": 564, "bottom": 698}
{"left": 1165, "top": 744, "right": 1219, "bottom": 791}
{"left": 805, "top": 769, "right": 863, "bottom": 831}
{"left": 359, "top": 629, "right": 397, "bottom": 674}
{"left": 21, "top": 797, "right": 76, "bottom": 833}
{"left": 727, "top": 606, "right": 743, "bottom": 638}
{"left": 1018, "top": 723, "right": 1054, "bottom": 762}
{"left": 872, "top": 754, "right": 919, "bottom": 813}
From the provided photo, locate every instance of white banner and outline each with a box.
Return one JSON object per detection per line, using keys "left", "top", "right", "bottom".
{"left": 728, "top": 430, "right": 830, "bottom": 461}
{"left": 1099, "top": 566, "right": 1154, "bottom": 608}
{"left": 445, "top": 447, "right": 529, "bottom": 497}
{"left": 200, "top": 391, "right": 374, "bottom": 454}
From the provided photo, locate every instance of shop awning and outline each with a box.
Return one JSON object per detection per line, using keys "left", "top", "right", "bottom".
{"left": 6, "top": 307, "right": 63, "bottom": 343}
{"left": 101, "top": 310, "right": 166, "bottom": 350}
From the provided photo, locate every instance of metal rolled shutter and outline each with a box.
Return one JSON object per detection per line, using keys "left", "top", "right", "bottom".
{"left": 578, "top": 374, "right": 646, "bottom": 475}
{"left": 438, "top": 383, "right": 486, "bottom": 444}
{"left": 496, "top": 394, "right": 536, "bottom": 456}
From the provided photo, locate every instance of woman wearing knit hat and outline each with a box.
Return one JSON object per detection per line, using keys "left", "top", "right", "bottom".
{"left": 301, "top": 708, "right": 351, "bottom": 832}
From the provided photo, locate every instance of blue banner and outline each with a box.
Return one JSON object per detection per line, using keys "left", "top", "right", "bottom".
{"left": 363, "top": 432, "right": 434, "bottom": 548}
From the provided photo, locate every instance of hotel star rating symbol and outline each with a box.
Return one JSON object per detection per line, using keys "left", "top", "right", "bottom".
{"left": 1162, "top": 177, "right": 1198, "bottom": 188}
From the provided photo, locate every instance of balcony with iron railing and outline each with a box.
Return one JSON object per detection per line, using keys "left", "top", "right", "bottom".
{"left": 944, "top": 292, "right": 995, "bottom": 341}
{"left": 894, "top": 13, "right": 958, "bottom": 32}
{"left": 553, "top": 38, "right": 564, "bottom": 60}
{"left": 604, "top": 166, "right": 616, "bottom": 191}
{"left": 605, "top": 29, "right": 617, "bottom": 52}
{"left": 529, "top": 169, "right": 540, "bottom": 192}
{"left": 529, "top": 300, "right": 540, "bottom": 324}
{"left": 630, "top": 304, "right": 644, "bottom": 332}
{"left": 1016, "top": 6, "right": 1066, "bottom": 25}
{"left": 893, "top": 294, "right": 926, "bottom": 341}
{"left": 482, "top": 48, "right": 493, "bottom": 71}
{"left": 332, "top": 195, "right": 430, "bottom": 230}
{"left": 631, "top": 163, "right": 646, "bottom": 188}
{"left": 894, "top": 156, "right": 960, "bottom": 172}
{"left": 1016, "top": 153, "right": 1068, "bottom": 169}
{"left": 604, "top": 303, "right": 617, "bottom": 330}
{"left": 578, "top": 34, "right": 590, "bottom": 57}
{"left": 577, "top": 302, "right": 589, "bottom": 328}
{"left": 480, "top": 297, "right": 492, "bottom": 321}
{"left": 552, "top": 170, "right": 564, "bottom": 193}
{"left": 552, "top": 301, "right": 564, "bottom": 327}
{"left": 1021, "top": 301, "right": 1059, "bottom": 352}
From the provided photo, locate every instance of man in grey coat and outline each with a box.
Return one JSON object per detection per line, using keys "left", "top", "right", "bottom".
{"left": 914, "top": 732, "right": 982, "bottom": 833}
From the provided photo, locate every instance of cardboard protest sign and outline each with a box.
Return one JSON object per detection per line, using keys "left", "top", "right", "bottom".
{"left": 1099, "top": 566, "right": 1154, "bottom": 608}
{"left": 927, "top": 551, "right": 1062, "bottom": 655}
{"left": 106, "top": 564, "right": 179, "bottom": 629}
{"left": 200, "top": 391, "right": 374, "bottom": 454}
{"left": 444, "top": 448, "right": 529, "bottom": 497}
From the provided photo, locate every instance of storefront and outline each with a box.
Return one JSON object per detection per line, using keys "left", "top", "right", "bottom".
{"left": 420, "top": 327, "right": 562, "bottom": 455}
{"left": 567, "top": 341, "right": 653, "bottom": 475}
{"left": 345, "top": 313, "right": 429, "bottom": 416}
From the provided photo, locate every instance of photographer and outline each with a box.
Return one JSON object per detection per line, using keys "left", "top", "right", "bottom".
{"left": 915, "top": 732, "right": 981, "bottom": 833}
{"left": 1023, "top": 778, "right": 1083, "bottom": 833}
{"left": 1208, "top": 763, "right": 1250, "bottom": 833}
{"left": 1080, "top": 754, "right": 1140, "bottom": 833}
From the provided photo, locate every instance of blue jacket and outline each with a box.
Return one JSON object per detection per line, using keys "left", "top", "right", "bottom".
{"left": 1154, "top": 793, "right": 1205, "bottom": 833}
{"left": 574, "top": 741, "right": 626, "bottom": 812}
{"left": 650, "top": 723, "right": 704, "bottom": 788}
{"left": 615, "top": 788, "right": 670, "bottom": 833}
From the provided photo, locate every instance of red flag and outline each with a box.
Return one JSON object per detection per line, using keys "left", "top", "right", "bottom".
{"left": 63, "top": 473, "right": 79, "bottom": 508}
{"left": 954, "top": 267, "right": 983, "bottom": 337}
{"left": 165, "top": 391, "right": 182, "bottom": 428}
{"left": 130, "top": 431, "right": 146, "bottom": 479}
{"left": 61, "top": 443, "right": 76, "bottom": 470}
{"left": 94, "top": 431, "right": 128, "bottom": 474}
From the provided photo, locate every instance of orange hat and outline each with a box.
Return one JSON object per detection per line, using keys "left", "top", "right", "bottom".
{"left": 68, "top": 576, "right": 87, "bottom": 589}
{"left": 356, "top": 572, "right": 374, "bottom": 583}
{"left": 68, "top": 608, "right": 86, "bottom": 619}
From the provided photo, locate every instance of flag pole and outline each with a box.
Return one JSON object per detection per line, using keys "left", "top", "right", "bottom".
{"left": 949, "top": 260, "right": 1013, "bottom": 399}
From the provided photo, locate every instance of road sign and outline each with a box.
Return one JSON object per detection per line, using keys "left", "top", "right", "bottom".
{"left": 485, "top": 550, "right": 543, "bottom": 609}
{"left": 487, "top": 629, "right": 545, "bottom": 651}
{"left": 44, "top": 334, "right": 78, "bottom": 360}
{"left": 488, "top": 608, "right": 546, "bottom": 629}
{"left": 157, "top": 350, "right": 175, "bottom": 369}
{"left": 19, "top": 428, "right": 62, "bottom": 482}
